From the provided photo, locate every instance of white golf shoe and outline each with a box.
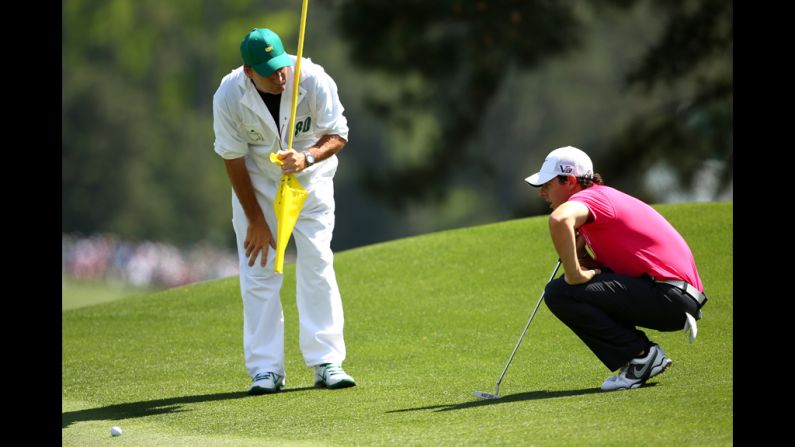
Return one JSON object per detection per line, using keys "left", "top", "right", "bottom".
{"left": 601, "top": 344, "right": 672, "bottom": 391}
{"left": 248, "top": 372, "right": 285, "bottom": 395}
{"left": 314, "top": 363, "right": 357, "bottom": 389}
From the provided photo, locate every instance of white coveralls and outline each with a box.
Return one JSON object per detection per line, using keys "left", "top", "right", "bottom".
{"left": 212, "top": 56, "right": 349, "bottom": 381}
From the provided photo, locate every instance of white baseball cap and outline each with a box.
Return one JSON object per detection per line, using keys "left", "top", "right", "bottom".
{"left": 524, "top": 146, "right": 593, "bottom": 186}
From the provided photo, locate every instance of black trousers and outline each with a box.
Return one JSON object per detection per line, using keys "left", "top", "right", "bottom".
{"left": 544, "top": 272, "right": 700, "bottom": 371}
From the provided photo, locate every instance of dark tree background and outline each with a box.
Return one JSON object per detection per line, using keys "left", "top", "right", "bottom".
{"left": 330, "top": 0, "right": 731, "bottom": 207}
{"left": 62, "top": 0, "right": 732, "bottom": 251}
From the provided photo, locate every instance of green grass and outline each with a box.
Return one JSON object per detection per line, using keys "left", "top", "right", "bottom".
{"left": 61, "top": 279, "right": 150, "bottom": 311}
{"left": 62, "top": 202, "right": 732, "bottom": 446}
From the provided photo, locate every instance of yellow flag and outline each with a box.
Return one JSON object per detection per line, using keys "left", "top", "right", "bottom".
{"left": 269, "top": 153, "right": 308, "bottom": 273}
{"left": 269, "top": 0, "right": 310, "bottom": 274}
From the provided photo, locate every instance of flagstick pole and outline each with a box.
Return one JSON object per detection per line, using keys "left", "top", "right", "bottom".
{"left": 287, "top": 0, "right": 309, "bottom": 151}
{"left": 273, "top": 0, "right": 310, "bottom": 274}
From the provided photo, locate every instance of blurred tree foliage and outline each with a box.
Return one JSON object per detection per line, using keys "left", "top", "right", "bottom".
{"left": 600, "top": 0, "right": 732, "bottom": 200}
{"left": 328, "top": 0, "right": 732, "bottom": 208}
{"left": 62, "top": 0, "right": 297, "bottom": 247}
{"left": 63, "top": 0, "right": 731, "bottom": 251}
{"left": 331, "top": 0, "right": 584, "bottom": 208}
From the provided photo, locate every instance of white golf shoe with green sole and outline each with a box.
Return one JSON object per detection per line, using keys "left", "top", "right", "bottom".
{"left": 314, "top": 363, "right": 356, "bottom": 389}
{"left": 248, "top": 372, "right": 285, "bottom": 395}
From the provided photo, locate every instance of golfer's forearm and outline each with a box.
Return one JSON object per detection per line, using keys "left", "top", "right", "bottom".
{"left": 305, "top": 134, "right": 346, "bottom": 163}
{"left": 549, "top": 216, "right": 580, "bottom": 277}
{"left": 224, "top": 158, "right": 266, "bottom": 225}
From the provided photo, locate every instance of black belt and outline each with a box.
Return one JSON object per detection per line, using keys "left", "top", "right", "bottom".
{"left": 656, "top": 279, "right": 708, "bottom": 309}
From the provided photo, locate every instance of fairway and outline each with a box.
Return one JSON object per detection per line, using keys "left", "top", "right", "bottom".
{"left": 62, "top": 202, "right": 732, "bottom": 446}
{"left": 62, "top": 279, "right": 149, "bottom": 311}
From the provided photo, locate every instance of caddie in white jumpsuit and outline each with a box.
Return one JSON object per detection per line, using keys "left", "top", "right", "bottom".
{"left": 212, "top": 27, "right": 356, "bottom": 394}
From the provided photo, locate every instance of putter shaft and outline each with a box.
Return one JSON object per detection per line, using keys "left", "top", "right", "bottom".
{"left": 485, "top": 260, "right": 562, "bottom": 397}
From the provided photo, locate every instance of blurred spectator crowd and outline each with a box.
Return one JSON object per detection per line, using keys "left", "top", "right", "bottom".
{"left": 62, "top": 233, "right": 239, "bottom": 289}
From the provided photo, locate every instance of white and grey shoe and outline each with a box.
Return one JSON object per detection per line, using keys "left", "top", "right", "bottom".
{"left": 248, "top": 372, "right": 285, "bottom": 395}
{"left": 314, "top": 363, "right": 357, "bottom": 389}
{"left": 600, "top": 344, "right": 672, "bottom": 391}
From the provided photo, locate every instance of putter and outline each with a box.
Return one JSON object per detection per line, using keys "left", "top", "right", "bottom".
{"left": 474, "top": 259, "right": 562, "bottom": 400}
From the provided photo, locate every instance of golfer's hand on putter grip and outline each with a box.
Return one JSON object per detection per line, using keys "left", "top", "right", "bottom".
{"left": 245, "top": 216, "right": 276, "bottom": 267}
{"left": 564, "top": 267, "right": 601, "bottom": 285}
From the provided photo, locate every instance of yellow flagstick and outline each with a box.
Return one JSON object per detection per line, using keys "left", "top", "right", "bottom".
{"left": 270, "top": 0, "right": 310, "bottom": 274}
{"left": 287, "top": 0, "right": 309, "bottom": 150}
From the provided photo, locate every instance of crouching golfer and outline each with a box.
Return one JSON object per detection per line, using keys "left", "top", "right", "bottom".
{"left": 524, "top": 146, "right": 707, "bottom": 391}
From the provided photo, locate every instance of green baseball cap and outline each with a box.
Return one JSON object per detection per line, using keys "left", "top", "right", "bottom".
{"left": 240, "top": 28, "right": 294, "bottom": 77}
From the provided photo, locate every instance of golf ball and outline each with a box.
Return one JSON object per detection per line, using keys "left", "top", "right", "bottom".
{"left": 111, "top": 426, "right": 123, "bottom": 437}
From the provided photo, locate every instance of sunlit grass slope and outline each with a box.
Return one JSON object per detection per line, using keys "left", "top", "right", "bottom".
{"left": 62, "top": 202, "right": 732, "bottom": 446}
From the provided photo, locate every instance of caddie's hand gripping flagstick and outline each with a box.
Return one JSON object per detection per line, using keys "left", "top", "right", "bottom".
{"left": 474, "top": 259, "right": 562, "bottom": 400}
{"left": 269, "top": 0, "right": 311, "bottom": 274}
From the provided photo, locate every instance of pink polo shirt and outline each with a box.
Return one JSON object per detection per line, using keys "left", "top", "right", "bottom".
{"left": 570, "top": 185, "right": 703, "bottom": 291}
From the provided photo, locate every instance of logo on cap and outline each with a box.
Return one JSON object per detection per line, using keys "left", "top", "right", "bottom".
{"left": 559, "top": 164, "right": 574, "bottom": 174}
{"left": 264, "top": 45, "right": 273, "bottom": 53}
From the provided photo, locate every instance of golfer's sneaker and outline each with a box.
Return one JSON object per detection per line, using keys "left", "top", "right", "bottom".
{"left": 314, "top": 363, "right": 357, "bottom": 389}
{"left": 600, "top": 344, "right": 672, "bottom": 391}
{"left": 248, "top": 372, "right": 285, "bottom": 395}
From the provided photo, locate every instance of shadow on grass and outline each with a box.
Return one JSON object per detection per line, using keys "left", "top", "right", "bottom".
{"left": 62, "top": 386, "right": 317, "bottom": 428}
{"left": 386, "top": 384, "right": 658, "bottom": 413}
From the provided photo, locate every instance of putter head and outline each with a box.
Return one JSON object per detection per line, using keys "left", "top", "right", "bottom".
{"left": 473, "top": 390, "right": 501, "bottom": 400}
